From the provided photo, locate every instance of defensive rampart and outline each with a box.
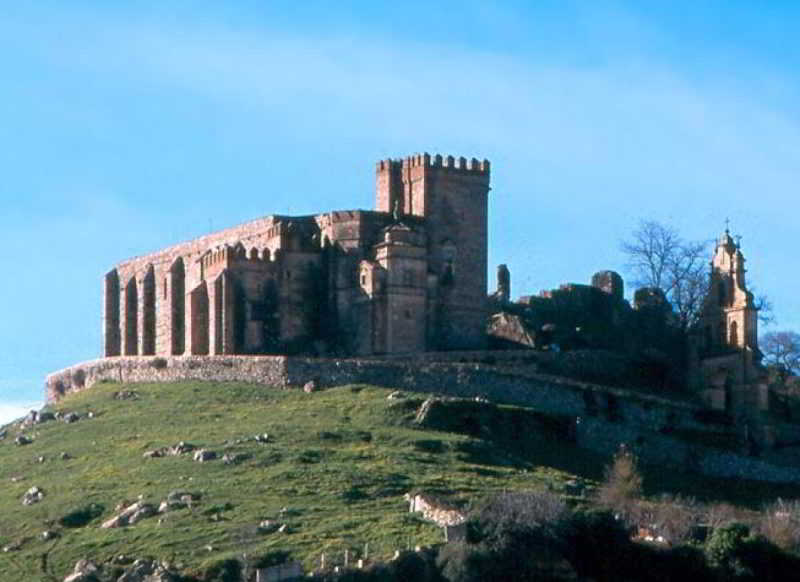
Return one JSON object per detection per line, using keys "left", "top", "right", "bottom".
{"left": 44, "top": 355, "right": 800, "bottom": 483}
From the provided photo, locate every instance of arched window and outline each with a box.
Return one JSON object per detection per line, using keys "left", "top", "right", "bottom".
{"left": 440, "top": 240, "right": 456, "bottom": 285}
{"left": 730, "top": 320, "right": 738, "bottom": 347}
{"left": 718, "top": 280, "right": 727, "bottom": 306}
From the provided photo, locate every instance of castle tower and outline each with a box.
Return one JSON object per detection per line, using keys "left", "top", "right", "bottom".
{"left": 376, "top": 153, "right": 491, "bottom": 350}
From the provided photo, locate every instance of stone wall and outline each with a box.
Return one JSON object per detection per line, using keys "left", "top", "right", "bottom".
{"left": 44, "top": 354, "right": 800, "bottom": 483}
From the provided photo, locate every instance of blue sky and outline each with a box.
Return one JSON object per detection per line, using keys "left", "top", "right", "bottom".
{"left": 1, "top": 1, "right": 798, "bottom": 423}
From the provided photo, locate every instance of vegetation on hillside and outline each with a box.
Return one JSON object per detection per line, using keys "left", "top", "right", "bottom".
{"left": 1, "top": 381, "right": 799, "bottom": 580}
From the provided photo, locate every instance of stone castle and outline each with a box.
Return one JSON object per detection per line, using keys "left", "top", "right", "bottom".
{"left": 102, "top": 154, "right": 490, "bottom": 359}
{"left": 101, "top": 152, "right": 768, "bottom": 418}
{"left": 47, "top": 153, "right": 800, "bottom": 482}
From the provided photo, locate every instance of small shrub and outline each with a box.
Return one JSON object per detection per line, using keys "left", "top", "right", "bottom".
{"left": 595, "top": 445, "right": 642, "bottom": 524}
{"left": 202, "top": 558, "right": 242, "bottom": 582}
{"left": 649, "top": 495, "right": 702, "bottom": 544}
{"left": 705, "top": 522, "right": 751, "bottom": 577}
{"left": 59, "top": 503, "right": 105, "bottom": 528}
{"left": 253, "top": 549, "right": 291, "bottom": 569}
{"left": 297, "top": 449, "right": 324, "bottom": 464}
{"left": 759, "top": 499, "right": 800, "bottom": 553}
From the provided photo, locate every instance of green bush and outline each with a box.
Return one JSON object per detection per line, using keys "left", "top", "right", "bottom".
{"left": 59, "top": 503, "right": 105, "bottom": 528}
{"left": 705, "top": 522, "right": 752, "bottom": 578}
{"left": 201, "top": 558, "right": 242, "bottom": 582}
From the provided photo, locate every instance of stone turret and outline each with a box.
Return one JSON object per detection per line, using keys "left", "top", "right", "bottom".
{"left": 496, "top": 264, "right": 511, "bottom": 304}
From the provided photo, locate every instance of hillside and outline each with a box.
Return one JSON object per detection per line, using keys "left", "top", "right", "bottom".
{"left": 0, "top": 381, "right": 797, "bottom": 580}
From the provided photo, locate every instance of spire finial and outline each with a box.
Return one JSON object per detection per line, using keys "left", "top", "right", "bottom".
{"left": 725, "top": 217, "right": 730, "bottom": 234}
{"left": 735, "top": 234, "right": 742, "bottom": 248}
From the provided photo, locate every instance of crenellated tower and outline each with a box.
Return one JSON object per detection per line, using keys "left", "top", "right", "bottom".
{"left": 376, "top": 153, "right": 491, "bottom": 349}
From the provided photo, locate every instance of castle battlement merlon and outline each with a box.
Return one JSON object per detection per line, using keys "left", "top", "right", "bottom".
{"left": 376, "top": 153, "right": 490, "bottom": 174}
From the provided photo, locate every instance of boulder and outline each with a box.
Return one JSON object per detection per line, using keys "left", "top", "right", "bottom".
{"left": 2, "top": 541, "right": 21, "bottom": 552}
{"left": 303, "top": 380, "right": 318, "bottom": 393}
{"left": 158, "top": 491, "right": 197, "bottom": 513}
{"left": 222, "top": 452, "right": 248, "bottom": 465}
{"left": 63, "top": 412, "right": 80, "bottom": 424}
{"left": 22, "top": 486, "right": 44, "bottom": 505}
{"left": 258, "top": 519, "right": 279, "bottom": 533}
{"left": 127, "top": 504, "right": 156, "bottom": 524}
{"left": 22, "top": 410, "right": 38, "bottom": 427}
{"left": 117, "top": 559, "right": 180, "bottom": 582}
{"left": 14, "top": 434, "right": 32, "bottom": 446}
{"left": 37, "top": 411, "right": 55, "bottom": 423}
{"left": 254, "top": 433, "right": 270, "bottom": 443}
{"left": 193, "top": 449, "right": 216, "bottom": 462}
{"left": 101, "top": 501, "right": 155, "bottom": 528}
{"left": 113, "top": 390, "right": 139, "bottom": 400}
{"left": 169, "top": 441, "right": 194, "bottom": 455}
{"left": 63, "top": 559, "right": 99, "bottom": 582}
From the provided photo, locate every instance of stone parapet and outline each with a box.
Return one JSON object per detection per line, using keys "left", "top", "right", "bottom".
{"left": 43, "top": 354, "right": 800, "bottom": 483}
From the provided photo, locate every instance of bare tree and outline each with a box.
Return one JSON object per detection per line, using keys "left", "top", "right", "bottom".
{"left": 761, "top": 331, "right": 800, "bottom": 375}
{"left": 621, "top": 220, "right": 710, "bottom": 330}
{"left": 752, "top": 291, "right": 776, "bottom": 326}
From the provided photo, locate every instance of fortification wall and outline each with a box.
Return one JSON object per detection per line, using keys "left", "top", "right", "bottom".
{"left": 44, "top": 355, "right": 800, "bottom": 483}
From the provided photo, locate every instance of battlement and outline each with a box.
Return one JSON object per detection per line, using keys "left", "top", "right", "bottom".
{"left": 376, "top": 152, "right": 490, "bottom": 175}
{"left": 199, "top": 243, "right": 277, "bottom": 272}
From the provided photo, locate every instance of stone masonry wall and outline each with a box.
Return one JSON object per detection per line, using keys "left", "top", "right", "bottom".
{"left": 44, "top": 356, "right": 800, "bottom": 483}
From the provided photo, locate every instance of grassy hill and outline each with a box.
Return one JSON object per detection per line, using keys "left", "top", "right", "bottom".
{"left": 0, "top": 380, "right": 796, "bottom": 579}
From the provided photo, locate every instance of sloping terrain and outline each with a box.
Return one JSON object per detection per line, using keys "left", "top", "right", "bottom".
{"left": 0, "top": 381, "right": 589, "bottom": 579}
{"left": 0, "top": 380, "right": 796, "bottom": 579}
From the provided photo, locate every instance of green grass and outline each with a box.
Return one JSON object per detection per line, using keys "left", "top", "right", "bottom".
{"left": 0, "top": 381, "right": 796, "bottom": 579}
{"left": 0, "top": 382, "right": 586, "bottom": 579}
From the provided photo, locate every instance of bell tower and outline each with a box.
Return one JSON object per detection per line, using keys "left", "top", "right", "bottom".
{"left": 700, "top": 227, "right": 758, "bottom": 356}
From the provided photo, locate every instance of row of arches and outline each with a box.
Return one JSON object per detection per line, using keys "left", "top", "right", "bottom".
{"left": 104, "top": 258, "right": 186, "bottom": 357}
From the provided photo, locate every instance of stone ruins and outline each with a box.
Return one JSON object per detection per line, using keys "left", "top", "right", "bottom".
{"left": 102, "top": 154, "right": 490, "bottom": 358}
